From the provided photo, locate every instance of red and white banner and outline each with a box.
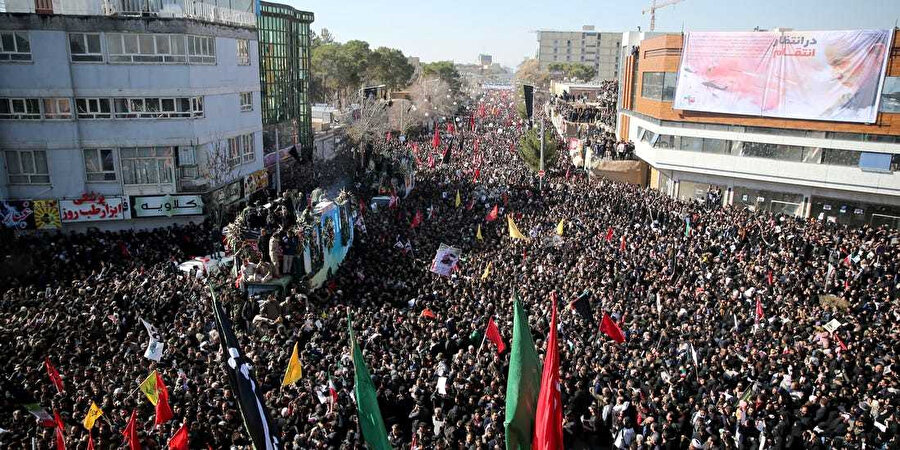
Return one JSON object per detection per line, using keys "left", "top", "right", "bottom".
{"left": 674, "top": 30, "right": 893, "bottom": 123}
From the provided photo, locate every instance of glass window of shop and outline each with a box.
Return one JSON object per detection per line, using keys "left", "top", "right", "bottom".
{"left": 734, "top": 187, "right": 804, "bottom": 217}
{"left": 678, "top": 180, "right": 725, "bottom": 206}
{"left": 810, "top": 197, "right": 900, "bottom": 229}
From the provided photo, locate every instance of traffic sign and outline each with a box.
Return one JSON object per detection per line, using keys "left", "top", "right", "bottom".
{"left": 538, "top": 170, "right": 545, "bottom": 178}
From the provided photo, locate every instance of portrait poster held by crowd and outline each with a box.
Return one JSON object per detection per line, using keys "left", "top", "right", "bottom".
{"left": 0, "top": 85, "right": 898, "bottom": 450}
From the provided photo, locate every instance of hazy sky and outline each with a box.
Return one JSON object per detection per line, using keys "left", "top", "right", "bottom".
{"left": 282, "top": 0, "right": 900, "bottom": 68}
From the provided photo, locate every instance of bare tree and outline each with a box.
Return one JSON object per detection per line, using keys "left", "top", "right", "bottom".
{"left": 202, "top": 136, "right": 248, "bottom": 230}
{"left": 406, "top": 77, "right": 455, "bottom": 124}
{"left": 343, "top": 94, "right": 390, "bottom": 146}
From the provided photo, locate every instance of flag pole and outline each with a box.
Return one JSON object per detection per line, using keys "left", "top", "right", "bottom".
{"left": 476, "top": 328, "right": 488, "bottom": 357}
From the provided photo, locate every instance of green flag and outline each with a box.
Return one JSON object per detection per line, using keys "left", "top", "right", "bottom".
{"left": 504, "top": 296, "right": 543, "bottom": 450}
{"left": 349, "top": 316, "right": 392, "bottom": 450}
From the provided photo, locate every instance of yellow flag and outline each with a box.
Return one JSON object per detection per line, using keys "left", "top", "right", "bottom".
{"left": 556, "top": 219, "right": 565, "bottom": 236}
{"left": 507, "top": 215, "right": 528, "bottom": 240}
{"left": 83, "top": 402, "right": 103, "bottom": 430}
{"left": 481, "top": 262, "right": 492, "bottom": 280}
{"left": 476, "top": 224, "right": 483, "bottom": 241}
{"left": 282, "top": 342, "right": 303, "bottom": 386}
{"left": 455, "top": 190, "right": 461, "bottom": 208}
{"left": 139, "top": 370, "right": 159, "bottom": 406}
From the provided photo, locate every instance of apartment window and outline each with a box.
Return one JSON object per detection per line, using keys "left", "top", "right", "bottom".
{"left": 821, "top": 148, "right": 861, "bottom": 167}
{"left": 0, "top": 98, "right": 41, "bottom": 120}
{"left": 76, "top": 98, "right": 112, "bottom": 119}
{"left": 42, "top": 98, "right": 72, "bottom": 119}
{"left": 641, "top": 72, "right": 664, "bottom": 100}
{"left": 237, "top": 38, "right": 250, "bottom": 65}
{"left": 642, "top": 72, "right": 678, "bottom": 101}
{"left": 4, "top": 150, "right": 49, "bottom": 184}
{"left": 113, "top": 97, "right": 203, "bottom": 119}
{"left": 83, "top": 148, "right": 116, "bottom": 181}
{"left": 227, "top": 133, "right": 255, "bottom": 168}
{"left": 120, "top": 147, "right": 173, "bottom": 185}
{"left": 187, "top": 35, "right": 216, "bottom": 64}
{"left": 880, "top": 77, "right": 900, "bottom": 113}
{"left": 240, "top": 92, "right": 252, "bottom": 111}
{"left": 69, "top": 33, "right": 103, "bottom": 62}
{"left": 107, "top": 33, "right": 187, "bottom": 63}
{"left": 0, "top": 31, "right": 31, "bottom": 62}
{"left": 241, "top": 134, "right": 254, "bottom": 163}
{"left": 662, "top": 72, "right": 677, "bottom": 101}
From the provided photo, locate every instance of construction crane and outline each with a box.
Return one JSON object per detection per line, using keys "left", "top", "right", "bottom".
{"left": 642, "top": 0, "right": 684, "bottom": 32}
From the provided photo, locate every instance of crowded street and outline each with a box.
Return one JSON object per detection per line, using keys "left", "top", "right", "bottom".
{"left": 2, "top": 90, "right": 898, "bottom": 450}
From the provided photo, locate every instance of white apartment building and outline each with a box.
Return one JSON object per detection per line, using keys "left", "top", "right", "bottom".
{"left": 535, "top": 25, "right": 621, "bottom": 80}
{"left": 0, "top": 1, "right": 265, "bottom": 231}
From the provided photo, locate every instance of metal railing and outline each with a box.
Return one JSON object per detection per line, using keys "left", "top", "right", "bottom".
{"left": 103, "top": 0, "right": 256, "bottom": 28}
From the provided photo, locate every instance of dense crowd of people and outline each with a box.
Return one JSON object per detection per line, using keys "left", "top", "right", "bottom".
{"left": 2, "top": 90, "right": 899, "bottom": 450}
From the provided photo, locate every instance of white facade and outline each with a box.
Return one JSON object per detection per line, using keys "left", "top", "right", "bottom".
{"left": 625, "top": 112, "right": 900, "bottom": 228}
{"left": 0, "top": 13, "right": 263, "bottom": 230}
{"left": 536, "top": 27, "right": 621, "bottom": 80}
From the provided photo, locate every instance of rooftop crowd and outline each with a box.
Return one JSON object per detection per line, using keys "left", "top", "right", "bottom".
{"left": 1, "top": 90, "right": 899, "bottom": 450}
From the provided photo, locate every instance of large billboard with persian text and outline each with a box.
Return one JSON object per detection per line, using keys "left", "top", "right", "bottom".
{"left": 673, "top": 30, "right": 893, "bottom": 123}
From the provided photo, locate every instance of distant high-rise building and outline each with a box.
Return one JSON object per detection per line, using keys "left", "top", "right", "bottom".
{"left": 257, "top": 2, "right": 314, "bottom": 154}
{"left": 535, "top": 25, "right": 621, "bottom": 80}
{"left": 478, "top": 54, "right": 492, "bottom": 68}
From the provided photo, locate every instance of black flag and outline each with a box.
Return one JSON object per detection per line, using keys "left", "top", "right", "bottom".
{"left": 568, "top": 289, "right": 593, "bottom": 323}
{"left": 209, "top": 285, "right": 280, "bottom": 449}
{"left": 523, "top": 84, "right": 534, "bottom": 125}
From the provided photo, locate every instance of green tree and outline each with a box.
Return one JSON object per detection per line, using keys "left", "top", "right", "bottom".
{"left": 547, "top": 62, "right": 596, "bottom": 81}
{"left": 422, "top": 61, "right": 462, "bottom": 93}
{"left": 517, "top": 126, "right": 558, "bottom": 172}
{"left": 366, "top": 47, "right": 415, "bottom": 90}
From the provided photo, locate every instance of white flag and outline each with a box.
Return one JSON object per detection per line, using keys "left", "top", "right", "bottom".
{"left": 690, "top": 344, "right": 699, "bottom": 368}
{"left": 140, "top": 318, "right": 164, "bottom": 361}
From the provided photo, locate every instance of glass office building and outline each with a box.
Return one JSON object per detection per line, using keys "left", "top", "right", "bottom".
{"left": 257, "top": 2, "right": 314, "bottom": 151}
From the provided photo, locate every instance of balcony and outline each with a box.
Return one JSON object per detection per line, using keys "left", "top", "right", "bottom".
{"left": 1, "top": 0, "right": 256, "bottom": 28}
{"left": 104, "top": 0, "right": 256, "bottom": 28}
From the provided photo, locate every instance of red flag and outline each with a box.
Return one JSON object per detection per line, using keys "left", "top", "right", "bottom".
{"left": 533, "top": 293, "right": 563, "bottom": 450}
{"left": 472, "top": 168, "right": 481, "bottom": 183}
{"left": 605, "top": 227, "right": 614, "bottom": 243}
{"left": 389, "top": 192, "right": 399, "bottom": 209}
{"left": 53, "top": 409, "right": 65, "bottom": 450}
{"left": 386, "top": 131, "right": 392, "bottom": 141}
{"left": 485, "top": 205, "right": 499, "bottom": 222}
{"left": 446, "top": 122, "right": 455, "bottom": 134}
{"left": 484, "top": 317, "right": 506, "bottom": 354}
{"left": 168, "top": 424, "right": 189, "bottom": 450}
{"left": 432, "top": 128, "right": 440, "bottom": 149}
{"left": 87, "top": 434, "right": 95, "bottom": 450}
{"left": 767, "top": 270, "right": 773, "bottom": 286}
{"left": 469, "top": 115, "right": 475, "bottom": 131}
{"left": 410, "top": 210, "right": 423, "bottom": 229}
{"left": 599, "top": 313, "right": 626, "bottom": 343}
{"left": 358, "top": 198, "right": 367, "bottom": 216}
{"left": 122, "top": 410, "right": 141, "bottom": 450}
{"left": 427, "top": 152, "right": 435, "bottom": 169}
{"left": 833, "top": 332, "right": 847, "bottom": 351}
{"left": 421, "top": 308, "right": 436, "bottom": 319}
{"left": 565, "top": 166, "right": 571, "bottom": 180}
{"left": 755, "top": 298, "right": 764, "bottom": 321}
{"left": 620, "top": 235, "right": 626, "bottom": 252}
{"left": 154, "top": 373, "right": 174, "bottom": 426}
{"left": 478, "top": 103, "right": 486, "bottom": 118}
{"left": 45, "top": 357, "right": 64, "bottom": 394}
{"left": 234, "top": 271, "right": 243, "bottom": 289}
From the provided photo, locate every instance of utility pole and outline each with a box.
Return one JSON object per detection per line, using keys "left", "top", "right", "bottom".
{"left": 274, "top": 128, "right": 282, "bottom": 196}
{"left": 539, "top": 117, "right": 544, "bottom": 191}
